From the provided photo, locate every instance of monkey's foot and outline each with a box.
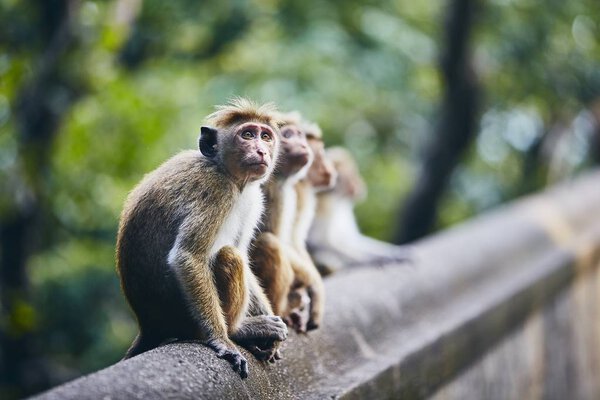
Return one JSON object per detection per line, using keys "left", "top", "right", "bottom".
{"left": 306, "top": 318, "right": 319, "bottom": 332}
{"left": 283, "top": 309, "right": 309, "bottom": 333}
{"left": 231, "top": 315, "right": 287, "bottom": 363}
{"left": 244, "top": 340, "right": 282, "bottom": 363}
{"left": 231, "top": 315, "right": 288, "bottom": 343}
{"left": 206, "top": 338, "right": 249, "bottom": 379}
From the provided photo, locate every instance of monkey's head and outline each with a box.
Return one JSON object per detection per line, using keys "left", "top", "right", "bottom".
{"left": 302, "top": 121, "right": 337, "bottom": 190}
{"left": 200, "top": 122, "right": 279, "bottom": 184}
{"left": 306, "top": 138, "right": 337, "bottom": 190}
{"left": 276, "top": 123, "right": 314, "bottom": 178}
{"left": 326, "top": 147, "right": 367, "bottom": 201}
{"left": 202, "top": 98, "right": 283, "bottom": 185}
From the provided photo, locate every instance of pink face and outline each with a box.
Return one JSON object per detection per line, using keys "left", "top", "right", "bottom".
{"left": 230, "top": 122, "right": 278, "bottom": 180}
{"left": 277, "top": 124, "right": 312, "bottom": 177}
{"left": 306, "top": 138, "right": 337, "bottom": 190}
{"left": 333, "top": 157, "right": 367, "bottom": 200}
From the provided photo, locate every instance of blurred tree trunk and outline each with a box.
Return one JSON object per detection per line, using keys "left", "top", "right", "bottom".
{"left": 118, "top": 1, "right": 250, "bottom": 69}
{"left": 393, "top": 0, "right": 481, "bottom": 244}
{"left": 515, "top": 115, "right": 561, "bottom": 196}
{"left": 0, "top": 0, "right": 81, "bottom": 396}
{"left": 589, "top": 100, "right": 600, "bottom": 165}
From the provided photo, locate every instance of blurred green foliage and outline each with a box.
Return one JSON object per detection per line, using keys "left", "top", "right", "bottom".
{"left": 0, "top": 0, "right": 599, "bottom": 394}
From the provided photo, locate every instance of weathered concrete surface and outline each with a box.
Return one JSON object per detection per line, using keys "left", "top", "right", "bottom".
{"left": 432, "top": 263, "right": 600, "bottom": 400}
{"left": 32, "top": 171, "right": 600, "bottom": 400}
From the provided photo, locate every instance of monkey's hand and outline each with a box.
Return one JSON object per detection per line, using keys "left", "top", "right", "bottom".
{"left": 206, "top": 338, "right": 249, "bottom": 379}
{"left": 284, "top": 288, "right": 311, "bottom": 333}
{"left": 306, "top": 286, "right": 321, "bottom": 332}
{"left": 283, "top": 307, "right": 310, "bottom": 333}
{"left": 231, "top": 315, "right": 288, "bottom": 362}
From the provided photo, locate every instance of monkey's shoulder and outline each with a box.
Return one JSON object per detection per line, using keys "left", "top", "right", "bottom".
{"left": 122, "top": 150, "right": 237, "bottom": 218}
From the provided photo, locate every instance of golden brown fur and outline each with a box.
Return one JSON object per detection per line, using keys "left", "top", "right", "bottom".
{"left": 213, "top": 246, "right": 247, "bottom": 331}
{"left": 249, "top": 233, "right": 294, "bottom": 315}
{"left": 250, "top": 114, "right": 321, "bottom": 332}
{"left": 207, "top": 97, "right": 281, "bottom": 129}
{"left": 287, "top": 122, "right": 336, "bottom": 330}
{"left": 116, "top": 99, "right": 288, "bottom": 378}
{"left": 308, "top": 147, "right": 411, "bottom": 273}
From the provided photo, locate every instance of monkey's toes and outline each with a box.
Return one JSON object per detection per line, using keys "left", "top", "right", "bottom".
{"left": 260, "top": 315, "right": 288, "bottom": 341}
{"left": 269, "top": 349, "right": 282, "bottom": 363}
{"left": 207, "top": 339, "right": 249, "bottom": 379}
{"left": 221, "top": 349, "right": 249, "bottom": 379}
{"left": 286, "top": 310, "right": 308, "bottom": 333}
{"left": 247, "top": 344, "right": 277, "bottom": 362}
{"left": 306, "top": 320, "right": 319, "bottom": 331}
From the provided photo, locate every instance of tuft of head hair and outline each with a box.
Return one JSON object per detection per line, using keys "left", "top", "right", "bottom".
{"left": 326, "top": 146, "right": 355, "bottom": 165}
{"left": 206, "top": 97, "right": 280, "bottom": 129}
{"left": 274, "top": 111, "right": 303, "bottom": 129}
{"left": 301, "top": 120, "right": 323, "bottom": 139}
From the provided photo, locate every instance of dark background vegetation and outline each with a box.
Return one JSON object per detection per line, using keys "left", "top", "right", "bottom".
{"left": 0, "top": 0, "right": 598, "bottom": 397}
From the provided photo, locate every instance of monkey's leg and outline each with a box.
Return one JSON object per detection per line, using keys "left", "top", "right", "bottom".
{"left": 171, "top": 243, "right": 248, "bottom": 378}
{"left": 213, "top": 246, "right": 249, "bottom": 331}
{"left": 250, "top": 233, "right": 294, "bottom": 315}
{"left": 288, "top": 248, "right": 325, "bottom": 331}
{"left": 306, "top": 277, "right": 325, "bottom": 331}
{"left": 230, "top": 314, "right": 288, "bottom": 363}
{"left": 213, "top": 244, "right": 288, "bottom": 363}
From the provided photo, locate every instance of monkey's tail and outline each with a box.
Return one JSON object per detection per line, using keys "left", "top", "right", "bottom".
{"left": 123, "top": 333, "right": 161, "bottom": 359}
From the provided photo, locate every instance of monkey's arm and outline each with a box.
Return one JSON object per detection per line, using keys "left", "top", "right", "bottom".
{"left": 247, "top": 270, "right": 276, "bottom": 316}
{"left": 212, "top": 245, "right": 287, "bottom": 363}
{"left": 286, "top": 246, "right": 325, "bottom": 331}
{"left": 233, "top": 263, "right": 288, "bottom": 362}
{"left": 250, "top": 232, "right": 295, "bottom": 316}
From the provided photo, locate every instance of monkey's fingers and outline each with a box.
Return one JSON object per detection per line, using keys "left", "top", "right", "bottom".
{"left": 267, "top": 315, "right": 289, "bottom": 340}
{"left": 287, "top": 309, "right": 310, "bottom": 333}
{"left": 221, "top": 350, "right": 249, "bottom": 379}
{"left": 246, "top": 344, "right": 274, "bottom": 361}
{"left": 207, "top": 339, "right": 249, "bottom": 379}
{"left": 271, "top": 349, "right": 282, "bottom": 362}
{"left": 232, "top": 315, "right": 288, "bottom": 342}
{"left": 306, "top": 319, "right": 319, "bottom": 331}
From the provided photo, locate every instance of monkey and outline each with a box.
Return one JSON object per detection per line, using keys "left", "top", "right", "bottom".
{"left": 285, "top": 120, "right": 337, "bottom": 332}
{"left": 307, "top": 147, "right": 411, "bottom": 274}
{"left": 116, "top": 98, "right": 288, "bottom": 379}
{"left": 250, "top": 112, "right": 325, "bottom": 332}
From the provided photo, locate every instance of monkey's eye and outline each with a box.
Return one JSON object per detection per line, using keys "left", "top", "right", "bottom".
{"left": 282, "top": 129, "right": 293, "bottom": 139}
{"left": 261, "top": 132, "right": 272, "bottom": 142}
{"left": 241, "top": 130, "right": 254, "bottom": 140}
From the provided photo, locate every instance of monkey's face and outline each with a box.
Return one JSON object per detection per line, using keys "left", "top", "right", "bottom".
{"left": 223, "top": 122, "right": 279, "bottom": 183}
{"left": 329, "top": 151, "right": 367, "bottom": 201}
{"left": 307, "top": 138, "right": 337, "bottom": 190}
{"left": 276, "top": 125, "right": 313, "bottom": 177}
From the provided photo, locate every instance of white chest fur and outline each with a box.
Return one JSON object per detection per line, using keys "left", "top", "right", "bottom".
{"left": 210, "top": 182, "right": 264, "bottom": 259}
{"left": 278, "top": 182, "right": 297, "bottom": 245}
{"left": 294, "top": 187, "right": 316, "bottom": 247}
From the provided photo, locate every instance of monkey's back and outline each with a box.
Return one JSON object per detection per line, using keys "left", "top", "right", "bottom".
{"left": 116, "top": 150, "right": 237, "bottom": 338}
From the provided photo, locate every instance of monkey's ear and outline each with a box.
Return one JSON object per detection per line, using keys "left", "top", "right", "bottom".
{"left": 199, "top": 126, "right": 218, "bottom": 158}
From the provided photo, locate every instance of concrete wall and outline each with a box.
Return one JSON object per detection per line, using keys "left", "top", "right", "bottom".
{"left": 32, "top": 171, "right": 600, "bottom": 400}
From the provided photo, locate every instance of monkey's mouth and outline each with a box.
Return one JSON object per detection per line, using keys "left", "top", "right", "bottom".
{"left": 247, "top": 161, "right": 269, "bottom": 168}
{"left": 288, "top": 152, "right": 310, "bottom": 165}
{"left": 246, "top": 162, "right": 269, "bottom": 174}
